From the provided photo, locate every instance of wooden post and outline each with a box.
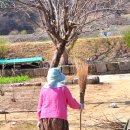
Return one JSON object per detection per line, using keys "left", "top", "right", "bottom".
{"left": 13, "top": 63, "right": 16, "bottom": 76}
{"left": 2, "top": 64, "right": 5, "bottom": 77}
{"left": 75, "top": 60, "right": 88, "bottom": 130}
{"left": 5, "top": 113, "right": 7, "bottom": 122}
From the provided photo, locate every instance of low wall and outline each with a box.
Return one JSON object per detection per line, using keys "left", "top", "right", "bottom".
{"left": 0, "top": 61, "right": 130, "bottom": 77}
{"left": 61, "top": 61, "right": 130, "bottom": 75}
{"left": 0, "top": 68, "right": 48, "bottom": 77}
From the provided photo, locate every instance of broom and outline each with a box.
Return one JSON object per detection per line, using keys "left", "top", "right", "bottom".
{"left": 75, "top": 59, "right": 88, "bottom": 130}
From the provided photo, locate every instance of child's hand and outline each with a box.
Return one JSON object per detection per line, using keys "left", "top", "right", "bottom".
{"left": 80, "top": 103, "right": 84, "bottom": 109}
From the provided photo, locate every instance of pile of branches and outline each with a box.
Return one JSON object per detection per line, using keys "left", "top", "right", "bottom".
{"left": 99, "top": 118, "right": 125, "bottom": 130}
{"left": 85, "top": 118, "right": 126, "bottom": 130}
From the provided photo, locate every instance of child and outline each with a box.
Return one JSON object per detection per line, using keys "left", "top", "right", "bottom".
{"left": 37, "top": 67, "right": 84, "bottom": 130}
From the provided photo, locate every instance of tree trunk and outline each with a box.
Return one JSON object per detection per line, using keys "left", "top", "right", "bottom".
{"left": 50, "top": 42, "right": 66, "bottom": 68}
{"left": 60, "top": 49, "right": 69, "bottom": 66}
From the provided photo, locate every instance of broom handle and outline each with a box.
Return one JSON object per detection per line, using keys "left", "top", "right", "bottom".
{"left": 80, "top": 109, "right": 82, "bottom": 130}
{"left": 80, "top": 92, "right": 84, "bottom": 104}
{"left": 80, "top": 92, "right": 84, "bottom": 130}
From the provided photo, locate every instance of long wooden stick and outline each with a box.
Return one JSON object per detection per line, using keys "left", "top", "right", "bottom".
{"left": 0, "top": 110, "right": 36, "bottom": 114}
{"left": 80, "top": 109, "right": 82, "bottom": 130}
{"left": 75, "top": 59, "right": 88, "bottom": 130}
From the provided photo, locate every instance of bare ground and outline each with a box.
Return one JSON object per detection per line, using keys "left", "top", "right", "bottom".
{"left": 0, "top": 74, "right": 130, "bottom": 130}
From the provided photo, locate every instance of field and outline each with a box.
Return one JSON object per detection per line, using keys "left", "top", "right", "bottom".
{"left": 0, "top": 74, "right": 130, "bottom": 130}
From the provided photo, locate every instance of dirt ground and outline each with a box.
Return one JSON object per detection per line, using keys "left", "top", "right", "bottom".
{"left": 0, "top": 74, "right": 130, "bottom": 130}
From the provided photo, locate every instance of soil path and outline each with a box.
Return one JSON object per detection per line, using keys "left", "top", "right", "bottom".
{"left": 0, "top": 74, "right": 130, "bottom": 130}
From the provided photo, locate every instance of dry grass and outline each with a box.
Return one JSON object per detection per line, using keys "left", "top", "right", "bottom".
{"left": 70, "top": 36, "right": 130, "bottom": 62}
{"left": 7, "top": 42, "right": 55, "bottom": 63}
{"left": 11, "top": 122, "right": 36, "bottom": 130}
{"left": 6, "top": 36, "right": 130, "bottom": 65}
{"left": 93, "top": 118, "right": 125, "bottom": 130}
{"left": 4, "top": 119, "right": 125, "bottom": 130}
{"left": 0, "top": 38, "right": 9, "bottom": 59}
{"left": 75, "top": 59, "right": 88, "bottom": 95}
{"left": 84, "top": 119, "right": 125, "bottom": 130}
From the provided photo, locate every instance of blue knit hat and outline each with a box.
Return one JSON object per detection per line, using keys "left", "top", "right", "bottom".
{"left": 45, "top": 67, "right": 65, "bottom": 88}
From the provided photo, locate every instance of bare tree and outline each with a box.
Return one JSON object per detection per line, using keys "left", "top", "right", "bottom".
{"left": 0, "top": 0, "right": 127, "bottom": 67}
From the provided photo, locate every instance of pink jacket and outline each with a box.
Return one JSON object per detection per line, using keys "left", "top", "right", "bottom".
{"left": 37, "top": 85, "right": 81, "bottom": 121}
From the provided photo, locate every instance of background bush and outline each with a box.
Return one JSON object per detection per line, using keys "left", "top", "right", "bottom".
{"left": 124, "top": 31, "right": 130, "bottom": 48}
{"left": 0, "top": 37, "right": 8, "bottom": 59}
{"left": 20, "top": 30, "right": 28, "bottom": 35}
{"left": 9, "top": 30, "right": 19, "bottom": 35}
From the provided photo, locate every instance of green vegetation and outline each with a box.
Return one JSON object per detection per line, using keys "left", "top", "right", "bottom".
{"left": 20, "top": 30, "right": 28, "bottom": 35}
{"left": 119, "top": 25, "right": 130, "bottom": 34}
{"left": 9, "top": 30, "right": 19, "bottom": 35}
{"left": 0, "top": 37, "right": 8, "bottom": 59}
{"left": 121, "top": 14, "right": 130, "bottom": 20}
{"left": 0, "top": 75, "right": 30, "bottom": 84}
{"left": 124, "top": 31, "right": 130, "bottom": 48}
{"left": 9, "top": 30, "right": 28, "bottom": 35}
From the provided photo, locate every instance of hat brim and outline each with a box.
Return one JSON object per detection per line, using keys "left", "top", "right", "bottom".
{"left": 60, "top": 73, "right": 65, "bottom": 81}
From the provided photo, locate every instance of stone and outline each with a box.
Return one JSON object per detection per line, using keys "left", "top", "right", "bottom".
{"left": 69, "top": 65, "right": 76, "bottom": 74}
{"left": 106, "top": 62, "right": 119, "bottom": 71}
{"left": 87, "top": 76, "right": 100, "bottom": 84}
{"left": 73, "top": 78, "right": 78, "bottom": 84}
{"left": 96, "top": 63, "right": 107, "bottom": 73}
{"left": 61, "top": 65, "right": 70, "bottom": 75}
{"left": 118, "top": 61, "right": 130, "bottom": 71}
{"left": 110, "top": 103, "right": 118, "bottom": 108}
{"left": 24, "top": 82, "right": 41, "bottom": 86}
{"left": 1, "top": 68, "right": 49, "bottom": 78}
{"left": 11, "top": 121, "right": 17, "bottom": 125}
{"left": 43, "top": 68, "right": 48, "bottom": 77}
{"left": 62, "top": 80, "right": 73, "bottom": 85}
{"left": 73, "top": 76, "right": 100, "bottom": 84}
{"left": 125, "top": 101, "right": 130, "bottom": 105}
{"left": 88, "top": 64, "right": 97, "bottom": 74}
{"left": 0, "top": 90, "right": 4, "bottom": 96}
